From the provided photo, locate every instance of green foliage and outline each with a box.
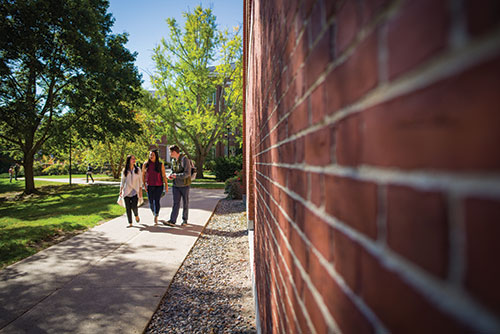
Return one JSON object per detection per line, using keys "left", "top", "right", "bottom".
{"left": 151, "top": 5, "right": 242, "bottom": 177}
{"left": 204, "top": 159, "right": 216, "bottom": 172}
{"left": 214, "top": 155, "right": 243, "bottom": 181}
{"left": 0, "top": 0, "right": 142, "bottom": 193}
{"left": 224, "top": 170, "right": 243, "bottom": 199}
{"left": 84, "top": 99, "right": 155, "bottom": 179}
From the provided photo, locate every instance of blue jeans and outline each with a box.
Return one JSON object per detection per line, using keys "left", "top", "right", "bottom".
{"left": 147, "top": 185, "right": 163, "bottom": 216}
{"left": 170, "top": 186, "right": 190, "bottom": 223}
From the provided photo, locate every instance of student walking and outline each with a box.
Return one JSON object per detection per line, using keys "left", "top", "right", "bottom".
{"left": 8, "top": 166, "right": 14, "bottom": 183}
{"left": 163, "top": 145, "right": 192, "bottom": 226}
{"left": 119, "top": 155, "right": 143, "bottom": 227}
{"left": 14, "top": 163, "right": 20, "bottom": 181}
{"left": 142, "top": 150, "right": 168, "bottom": 225}
{"left": 86, "top": 164, "right": 94, "bottom": 183}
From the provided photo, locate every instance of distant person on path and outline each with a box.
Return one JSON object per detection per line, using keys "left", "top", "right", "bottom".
{"left": 142, "top": 149, "right": 168, "bottom": 225}
{"left": 163, "top": 145, "right": 192, "bottom": 226}
{"left": 8, "top": 166, "right": 14, "bottom": 183}
{"left": 120, "top": 155, "right": 143, "bottom": 227}
{"left": 86, "top": 163, "right": 94, "bottom": 183}
{"left": 14, "top": 163, "right": 20, "bottom": 181}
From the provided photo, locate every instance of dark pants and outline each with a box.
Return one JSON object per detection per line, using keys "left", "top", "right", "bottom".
{"left": 147, "top": 185, "right": 163, "bottom": 216}
{"left": 124, "top": 195, "right": 138, "bottom": 224}
{"left": 170, "top": 186, "right": 190, "bottom": 223}
{"left": 86, "top": 172, "right": 94, "bottom": 182}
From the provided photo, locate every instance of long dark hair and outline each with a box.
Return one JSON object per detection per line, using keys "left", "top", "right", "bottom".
{"left": 123, "top": 155, "right": 139, "bottom": 177}
{"left": 145, "top": 149, "right": 161, "bottom": 173}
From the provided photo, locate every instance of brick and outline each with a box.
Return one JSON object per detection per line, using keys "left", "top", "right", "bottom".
{"left": 333, "top": 230, "right": 361, "bottom": 292}
{"left": 305, "top": 126, "right": 332, "bottom": 166}
{"left": 306, "top": 25, "right": 333, "bottom": 88}
{"left": 336, "top": 0, "right": 361, "bottom": 54}
{"left": 308, "top": 252, "right": 375, "bottom": 334}
{"left": 291, "top": 260, "right": 305, "bottom": 299}
{"left": 287, "top": 168, "right": 307, "bottom": 199}
{"left": 288, "top": 100, "right": 309, "bottom": 136}
{"left": 278, "top": 141, "right": 295, "bottom": 164}
{"left": 293, "top": 200, "right": 306, "bottom": 231}
{"left": 310, "top": 83, "right": 326, "bottom": 125}
{"left": 362, "top": 56, "right": 500, "bottom": 170}
{"left": 387, "top": 185, "right": 449, "bottom": 277}
{"left": 465, "top": 197, "right": 500, "bottom": 316}
{"left": 309, "top": 172, "right": 325, "bottom": 207}
{"left": 289, "top": 283, "right": 310, "bottom": 333}
{"left": 325, "top": 175, "right": 378, "bottom": 239}
{"left": 304, "top": 208, "right": 334, "bottom": 262}
{"left": 280, "top": 278, "right": 299, "bottom": 333}
{"left": 309, "top": 1, "right": 325, "bottom": 42}
{"left": 294, "top": 66, "right": 306, "bottom": 98}
{"left": 269, "top": 125, "right": 278, "bottom": 146}
{"left": 465, "top": 0, "right": 500, "bottom": 36}
{"left": 360, "top": 250, "right": 473, "bottom": 333}
{"left": 271, "top": 165, "right": 287, "bottom": 187}
{"left": 294, "top": 136, "right": 305, "bottom": 163}
{"left": 291, "top": 23, "right": 309, "bottom": 76}
{"left": 325, "top": 31, "right": 379, "bottom": 115}
{"left": 278, "top": 118, "right": 288, "bottom": 142}
{"left": 336, "top": 113, "right": 362, "bottom": 166}
{"left": 304, "top": 285, "right": 328, "bottom": 333}
{"left": 387, "top": 0, "right": 449, "bottom": 79}
{"left": 290, "top": 224, "right": 309, "bottom": 270}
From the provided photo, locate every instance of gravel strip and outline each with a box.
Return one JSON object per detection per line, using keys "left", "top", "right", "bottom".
{"left": 146, "top": 199, "right": 257, "bottom": 334}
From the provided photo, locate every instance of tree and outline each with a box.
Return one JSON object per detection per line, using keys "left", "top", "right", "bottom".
{"left": 85, "top": 91, "right": 157, "bottom": 179}
{"left": 151, "top": 5, "right": 242, "bottom": 178}
{"left": 0, "top": 0, "right": 142, "bottom": 193}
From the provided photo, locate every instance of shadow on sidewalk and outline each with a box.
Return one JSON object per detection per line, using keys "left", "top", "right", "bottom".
{"left": 0, "top": 230, "right": 178, "bottom": 333}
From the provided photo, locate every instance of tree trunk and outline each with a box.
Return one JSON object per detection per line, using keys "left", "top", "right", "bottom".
{"left": 23, "top": 153, "right": 36, "bottom": 194}
{"left": 195, "top": 155, "right": 205, "bottom": 179}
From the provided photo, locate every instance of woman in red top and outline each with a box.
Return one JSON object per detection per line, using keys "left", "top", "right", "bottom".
{"left": 142, "top": 149, "right": 168, "bottom": 225}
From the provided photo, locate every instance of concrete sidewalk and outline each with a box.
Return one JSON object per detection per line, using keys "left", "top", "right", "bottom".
{"left": 0, "top": 188, "right": 225, "bottom": 333}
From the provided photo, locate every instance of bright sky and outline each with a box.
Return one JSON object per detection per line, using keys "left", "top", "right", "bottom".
{"left": 108, "top": 0, "right": 243, "bottom": 90}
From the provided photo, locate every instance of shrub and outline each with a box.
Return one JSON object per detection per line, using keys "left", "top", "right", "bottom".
{"left": 214, "top": 155, "right": 242, "bottom": 181}
{"left": 204, "top": 159, "right": 216, "bottom": 172}
{"left": 224, "top": 170, "right": 243, "bottom": 199}
{"left": 33, "top": 161, "right": 45, "bottom": 176}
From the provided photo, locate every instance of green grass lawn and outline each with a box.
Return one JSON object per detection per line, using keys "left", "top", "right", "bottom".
{"left": 0, "top": 179, "right": 124, "bottom": 269}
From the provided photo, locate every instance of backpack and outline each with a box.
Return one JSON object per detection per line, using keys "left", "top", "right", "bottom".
{"left": 187, "top": 157, "right": 197, "bottom": 181}
{"left": 178, "top": 155, "right": 197, "bottom": 185}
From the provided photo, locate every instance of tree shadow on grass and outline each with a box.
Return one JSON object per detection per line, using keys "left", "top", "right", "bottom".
{"left": 0, "top": 222, "right": 87, "bottom": 269}
{"left": 0, "top": 184, "right": 120, "bottom": 222}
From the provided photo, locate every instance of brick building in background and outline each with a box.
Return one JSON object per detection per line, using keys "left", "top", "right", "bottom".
{"left": 243, "top": 0, "right": 500, "bottom": 333}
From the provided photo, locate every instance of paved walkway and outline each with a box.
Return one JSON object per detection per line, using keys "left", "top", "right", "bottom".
{"left": 0, "top": 188, "right": 225, "bottom": 333}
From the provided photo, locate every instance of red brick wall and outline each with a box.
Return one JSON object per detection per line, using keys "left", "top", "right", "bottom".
{"left": 244, "top": 0, "right": 500, "bottom": 332}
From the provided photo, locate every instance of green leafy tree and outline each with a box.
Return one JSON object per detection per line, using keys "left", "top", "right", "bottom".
{"left": 0, "top": 0, "right": 142, "bottom": 193}
{"left": 85, "top": 90, "right": 159, "bottom": 179}
{"left": 151, "top": 5, "right": 242, "bottom": 178}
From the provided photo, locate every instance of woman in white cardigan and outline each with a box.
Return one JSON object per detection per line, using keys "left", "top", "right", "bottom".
{"left": 120, "top": 155, "right": 144, "bottom": 227}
